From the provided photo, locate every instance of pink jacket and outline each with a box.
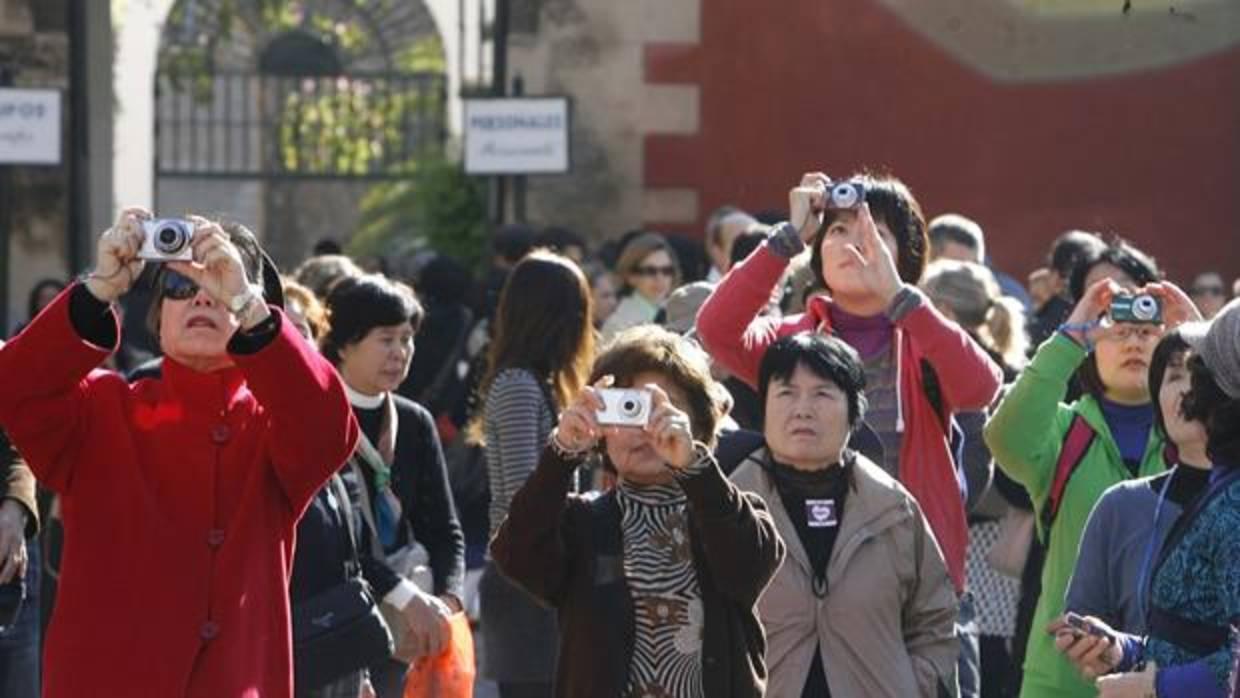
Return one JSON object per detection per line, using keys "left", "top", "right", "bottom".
{"left": 696, "top": 243, "right": 1003, "bottom": 591}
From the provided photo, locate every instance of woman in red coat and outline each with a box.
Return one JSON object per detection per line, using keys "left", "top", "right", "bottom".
{"left": 0, "top": 207, "right": 359, "bottom": 698}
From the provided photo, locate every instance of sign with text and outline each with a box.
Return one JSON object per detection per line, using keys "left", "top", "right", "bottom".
{"left": 464, "top": 98, "right": 570, "bottom": 175}
{"left": 0, "top": 89, "right": 62, "bottom": 165}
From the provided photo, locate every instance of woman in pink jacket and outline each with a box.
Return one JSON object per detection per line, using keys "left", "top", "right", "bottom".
{"left": 697, "top": 172, "right": 1002, "bottom": 596}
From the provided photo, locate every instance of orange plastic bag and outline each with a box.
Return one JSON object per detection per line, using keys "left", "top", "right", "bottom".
{"left": 403, "top": 612, "right": 476, "bottom": 698}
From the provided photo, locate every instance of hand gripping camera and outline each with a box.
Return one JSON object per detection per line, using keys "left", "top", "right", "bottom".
{"left": 138, "top": 218, "right": 195, "bottom": 262}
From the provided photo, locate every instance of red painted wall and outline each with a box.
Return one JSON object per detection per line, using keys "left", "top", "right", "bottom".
{"left": 643, "top": 1, "right": 1240, "bottom": 284}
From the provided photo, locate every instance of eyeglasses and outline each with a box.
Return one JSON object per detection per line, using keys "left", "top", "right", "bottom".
{"left": 1100, "top": 323, "right": 1163, "bottom": 343}
{"left": 161, "top": 269, "right": 200, "bottom": 301}
{"left": 1190, "top": 286, "right": 1225, "bottom": 298}
{"left": 632, "top": 265, "right": 676, "bottom": 278}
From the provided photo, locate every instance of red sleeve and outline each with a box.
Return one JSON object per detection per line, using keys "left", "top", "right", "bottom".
{"left": 0, "top": 285, "right": 116, "bottom": 493}
{"left": 230, "top": 310, "right": 359, "bottom": 515}
{"left": 695, "top": 243, "right": 792, "bottom": 388}
{"left": 897, "top": 300, "right": 1003, "bottom": 411}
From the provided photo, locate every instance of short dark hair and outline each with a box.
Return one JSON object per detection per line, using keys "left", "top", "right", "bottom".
{"left": 1181, "top": 354, "right": 1240, "bottom": 467}
{"left": 1148, "top": 330, "right": 1191, "bottom": 441}
{"left": 1069, "top": 238, "right": 1161, "bottom": 302}
{"left": 810, "top": 174, "right": 928, "bottom": 290}
{"left": 1048, "top": 230, "right": 1106, "bottom": 280}
{"left": 591, "top": 325, "right": 721, "bottom": 448}
{"left": 928, "top": 213, "right": 985, "bottom": 262}
{"left": 757, "top": 333, "right": 868, "bottom": 429}
{"left": 320, "top": 274, "right": 422, "bottom": 365}
{"left": 493, "top": 224, "right": 536, "bottom": 265}
{"left": 728, "top": 229, "right": 767, "bottom": 268}
{"left": 535, "top": 226, "right": 587, "bottom": 257}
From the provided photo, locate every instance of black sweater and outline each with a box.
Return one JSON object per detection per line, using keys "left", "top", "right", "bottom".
{"left": 290, "top": 477, "right": 357, "bottom": 603}
{"left": 350, "top": 395, "right": 465, "bottom": 601}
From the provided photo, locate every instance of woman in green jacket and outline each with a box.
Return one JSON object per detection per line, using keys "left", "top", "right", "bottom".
{"left": 984, "top": 239, "right": 1199, "bottom": 698}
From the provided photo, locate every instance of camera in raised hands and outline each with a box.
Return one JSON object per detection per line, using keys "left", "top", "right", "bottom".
{"left": 138, "top": 218, "right": 195, "bottom": 262}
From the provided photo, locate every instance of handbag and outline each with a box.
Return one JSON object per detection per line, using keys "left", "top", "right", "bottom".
{"left": 349, "top": 440, "right": 435, "bottom": 664}
{"left": 292, "top": 476, "right": 395, "bottom": 690}
{"left": 986, "top": 507, "right": 1035, "bottom": 579}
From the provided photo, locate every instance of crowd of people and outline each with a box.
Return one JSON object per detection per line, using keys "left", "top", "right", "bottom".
{"left": 0, "top": 170, "right": 1238, "bottom": 698}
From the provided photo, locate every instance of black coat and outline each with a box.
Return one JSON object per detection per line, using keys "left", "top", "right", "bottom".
{"left": 491, "top": 445, "right": 785, "bottom": 698}
{"left": 349, "top": 395, "right": 465, "bottom": 601}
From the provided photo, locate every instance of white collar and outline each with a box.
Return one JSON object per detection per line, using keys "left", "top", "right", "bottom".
{"left": 344, "top": 383, "right": 386, "bottom": 409}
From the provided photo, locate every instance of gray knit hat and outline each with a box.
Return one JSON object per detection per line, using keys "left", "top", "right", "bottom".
{"left": 1180, "top": 297, "right": 1240, "bottom": 399}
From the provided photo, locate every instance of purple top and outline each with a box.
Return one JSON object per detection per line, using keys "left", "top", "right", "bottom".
{"left": 830, "top": 305, "right": 894, "bottom": 360}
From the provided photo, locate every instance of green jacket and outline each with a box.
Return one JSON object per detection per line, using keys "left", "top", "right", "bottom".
{"left": 984, "top": 334, "right": 1167, "bottom": 698}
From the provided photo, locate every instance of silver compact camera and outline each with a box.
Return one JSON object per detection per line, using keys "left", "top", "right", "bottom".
{"left": 826, "top": 180, "right": 867, "bottom": 209}
{"left": 595, "top": 388, "right": 653, "bottom": 427}
{"left": 139, "top": 218, "right": 194, "bottom": 262}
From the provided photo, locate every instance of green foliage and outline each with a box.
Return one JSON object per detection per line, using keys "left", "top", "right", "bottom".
{"left": 350, "top": 158, "right": 490, "bottom": 268}
{"left": 274, "top": 75, "right": 442, "bottom": 175}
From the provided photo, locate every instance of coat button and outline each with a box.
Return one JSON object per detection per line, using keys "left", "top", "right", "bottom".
{"left": 210, "top": 424, "right": 231, "bottom": 444}
{"left": 206, "top": 528, "right": 225, "bottom": 548}
{"left": 200, "top": 621, "right": 220, "bottom": 641}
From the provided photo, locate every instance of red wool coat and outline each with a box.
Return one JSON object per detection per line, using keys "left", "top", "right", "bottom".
{"left": 0, "top": 287, "right": 358, "bottom": 698}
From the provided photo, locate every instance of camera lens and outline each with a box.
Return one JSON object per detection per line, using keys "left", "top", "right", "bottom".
{"left": 154, "top": 225, "right": 187, "bottom": 254}
{"left": 1133, "top": 295, "right": 1158, "bottom": 321}
{"left": 832, "top": 184, "right": 859, "bottom": 208}
{"left": 621, "top": 399, "right": 639, "bottom": 416}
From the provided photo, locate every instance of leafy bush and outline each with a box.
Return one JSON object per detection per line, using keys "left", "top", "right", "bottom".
{"left": 350, "top": 157, "right": 489, "bottom": 269}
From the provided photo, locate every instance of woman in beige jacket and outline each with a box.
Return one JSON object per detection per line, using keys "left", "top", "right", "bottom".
{"left": 731, "top": 333, "right": 959, "bottom": 697}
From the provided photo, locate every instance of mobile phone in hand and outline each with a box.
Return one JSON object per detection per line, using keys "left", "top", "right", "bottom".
{"left": 1063, "top": 612, "right": 1112, "bottom": 643}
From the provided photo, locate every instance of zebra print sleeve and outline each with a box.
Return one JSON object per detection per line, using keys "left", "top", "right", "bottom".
{"left": 485, "top": 369, "right": 552, "bottom": 536}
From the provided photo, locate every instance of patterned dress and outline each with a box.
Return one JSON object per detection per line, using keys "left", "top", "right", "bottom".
{"left": 1146, "top": 472, "right": 1240, "bottom": 688}
{"left": 617, "top": 481, "right": 705, "bottom": 698}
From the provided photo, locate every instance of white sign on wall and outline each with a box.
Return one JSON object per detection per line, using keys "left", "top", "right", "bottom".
{"left": 464, "top": 97, "right": 570, "bottom": 175}
{"left": 0, "top": 89, "right": 62, "bottom": 165}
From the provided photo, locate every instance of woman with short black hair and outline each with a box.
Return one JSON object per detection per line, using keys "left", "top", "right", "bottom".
{"left": 732, "top": 333, "right": 959, "bottom": 697}
{"left": 323, "top": 274, "right": 465, "bottom": 698}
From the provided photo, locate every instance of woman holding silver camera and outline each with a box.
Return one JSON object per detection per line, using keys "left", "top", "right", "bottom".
{"left": 0, "top": 207, "right": 358, "bottom": 698}
{"left": 490, "top": 325, "right": 784, "bottom": 698}
{"left": 983, "top": 239, "right": 1201, "bottom": 698}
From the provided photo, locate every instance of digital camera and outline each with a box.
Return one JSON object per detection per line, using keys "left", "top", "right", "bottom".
{"left": 1110, "top": 293, "right": 1163, "bottom": 324}
{"left": 826, "top": 180, "right": 867, "bottom": 210}
{"left": 595, "top": 388, "right": 652, "bottom": 427}
{"left": 139, "top": 218, "right": 194, "bottom": 262}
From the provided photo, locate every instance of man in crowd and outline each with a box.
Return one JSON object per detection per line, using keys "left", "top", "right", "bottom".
{"left": 703, "top": 205, "right": 760, "bottom": 282}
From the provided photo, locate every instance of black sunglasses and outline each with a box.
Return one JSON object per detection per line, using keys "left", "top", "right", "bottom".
{"left": 632, "top": 264, "right": 676, "bottom": 278}
{"left": 161, "top": 269, "right": 200, "bottom": 301}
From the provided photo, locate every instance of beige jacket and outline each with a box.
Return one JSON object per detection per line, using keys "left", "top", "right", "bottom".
{"left": 732, "top": 450, "right": 959, "bottom": 698}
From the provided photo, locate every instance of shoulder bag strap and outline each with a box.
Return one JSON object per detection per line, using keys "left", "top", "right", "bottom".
{"left": 1040, "top": 414, "right": 1096, "bottom": 544}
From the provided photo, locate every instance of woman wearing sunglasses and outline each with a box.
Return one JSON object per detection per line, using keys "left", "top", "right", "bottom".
{"left": 601, "top": 232, "right": 681, "bottom": 342}
{"left": 0, "top": 207, "right": 358, "bottom": 698}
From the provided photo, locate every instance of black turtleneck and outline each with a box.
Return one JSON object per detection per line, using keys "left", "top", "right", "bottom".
{"left": 768, "top": 453, "right": 853, "bottom": 698}
{"left": 1147, "top": 462, "right": 1211, "bottom": 508}
{"left": 769, "top": 454, "right": 852, "bottom": 588}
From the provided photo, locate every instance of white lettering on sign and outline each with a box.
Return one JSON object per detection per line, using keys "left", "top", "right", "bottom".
{"left": 464, "top": 98, "right": 570, "bottom": 175}
{"left": 0, "top": 89, "right": 62, "bottom": 165}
